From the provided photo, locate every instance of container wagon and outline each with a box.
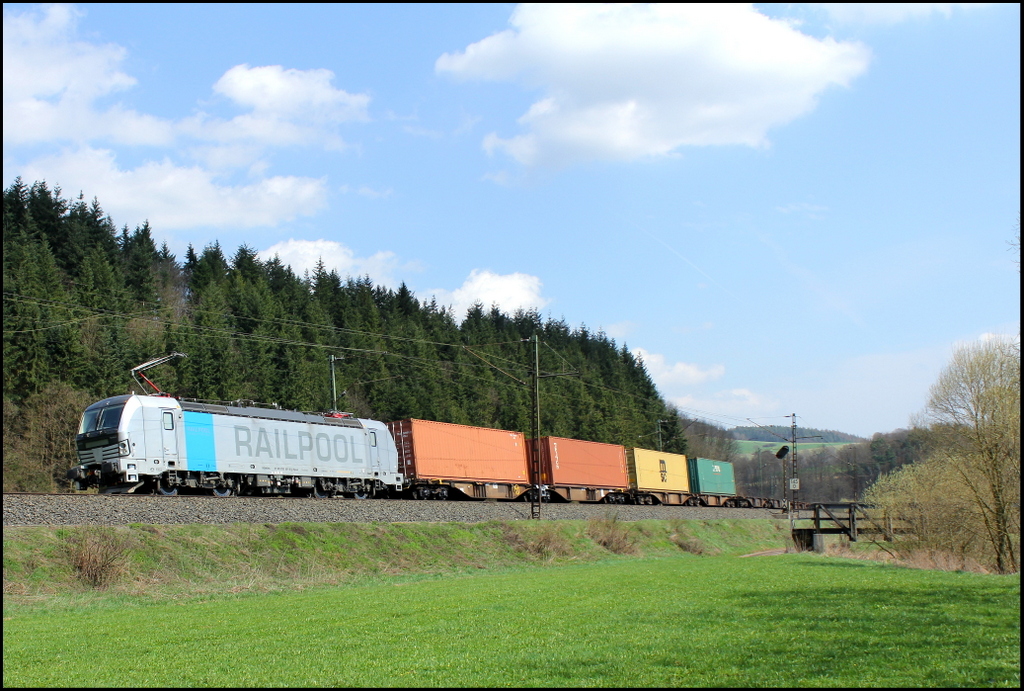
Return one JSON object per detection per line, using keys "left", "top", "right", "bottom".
{"left": 530, "top": 436, "right": 630, "bottom": 503}
{"left": 386, "top": 419, "right": 530, "bottom": 500}
{"left": 625, "top": 448, "right": 691, "bottom": 505}
{"left": 686, "top": 457, "right": 736, "bottom": 506}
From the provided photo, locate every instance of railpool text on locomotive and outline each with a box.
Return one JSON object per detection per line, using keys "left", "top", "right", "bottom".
{"left": 232, "top": 425, "right": 368, "bottom": 463}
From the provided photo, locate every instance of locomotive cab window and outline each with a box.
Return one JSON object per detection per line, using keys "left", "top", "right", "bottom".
{"left": 369, "top": 431, "right": 377, "bottom": 447}
{"left": 162, "top": 411, "right": 175, "bottom": 430}
{"left": 79, "top": 403, "right": 126, "bottom": 434}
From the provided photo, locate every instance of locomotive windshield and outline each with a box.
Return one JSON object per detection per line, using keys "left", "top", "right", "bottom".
{"left": 79, "top": 403, "right": 126, "bottom": 434}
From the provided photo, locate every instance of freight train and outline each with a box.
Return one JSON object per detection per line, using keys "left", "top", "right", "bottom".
{"left": 68, "top": 393, "right": 783, "bottom": 508}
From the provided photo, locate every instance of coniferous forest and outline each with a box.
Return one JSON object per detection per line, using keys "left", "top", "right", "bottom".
{"left": 3, "top": 179, "right": 688, "bottom": 490}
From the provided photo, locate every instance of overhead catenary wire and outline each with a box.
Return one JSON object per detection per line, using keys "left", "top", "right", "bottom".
{"left": 6, "top": 292, "right": 702, "bottom": 423}
{"left": 5, "top": 292, "right": 535, "bottom": 362}
{"left": 4, "top": 290, "right": 765, "bottom": 427}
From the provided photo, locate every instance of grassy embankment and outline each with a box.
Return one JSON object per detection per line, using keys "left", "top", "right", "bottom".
{"left": 4, "top": 518, "right": 1020, "bottom": 687}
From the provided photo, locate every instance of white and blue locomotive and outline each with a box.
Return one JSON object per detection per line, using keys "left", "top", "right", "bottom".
{"left": 68, "top": 393, "right": 404, "bottom": 497}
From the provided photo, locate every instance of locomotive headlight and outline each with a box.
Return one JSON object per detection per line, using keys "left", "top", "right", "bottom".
{"left": 118, "top": 440, "right": 130, "bottom": 456}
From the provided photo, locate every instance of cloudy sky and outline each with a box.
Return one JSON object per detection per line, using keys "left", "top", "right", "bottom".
{"left": 4, "top": 3, "right": 1019, "bottom": 437}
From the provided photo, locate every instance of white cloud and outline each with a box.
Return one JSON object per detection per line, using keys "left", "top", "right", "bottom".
{"left": 181, "top": 64, "right": 370, "bottom": 150}
{"left": 214, "top": 64, "right": 369, "bottom": 121}
{"left": 430, "top": 269, "right": 551, "bottom": 320}
{"left": 4, "top": 6, "right": 371, "bottom": 235}
{"left": 630, "top": 345, "right": 776, "bottom": 424}
{"left": 978, "top": 330, "right": 1020, "bottom": 344}
{"left": 481, "top": 170, "right": 513, "bottom": 186}
{"left": 603, "top": 321, "right": 636, "bottom": 341}
{"left": 632, "top": 347, "right": 725, "bottom": 386}
{"left": 340, "top": 184, "right": 394, "bottom": 199}
{"left": 2, "top": 4, "right": 174, "bottom": 146}
{"left": 259, "top": 238, "right": 411, "bottom": 289}
{"left": 437, "top": 4, "right": 871, "bottom": 166}
{"left": 813, "top": 3, "right": 988, "bottom": 25}
{"left": 23, "top": 146, "right": 327, "bottom": 229}
{"left": 669, "top": 388, "right": 781, "bottom": 420}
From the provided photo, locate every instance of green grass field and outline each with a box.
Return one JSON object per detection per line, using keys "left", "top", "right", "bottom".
{"left": 3, "top": 520, "right": 1019, "bottom": 687}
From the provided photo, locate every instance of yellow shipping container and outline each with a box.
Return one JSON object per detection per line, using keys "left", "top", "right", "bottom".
{"left": 626, "top": 448, "right": 690, "bottom": 493}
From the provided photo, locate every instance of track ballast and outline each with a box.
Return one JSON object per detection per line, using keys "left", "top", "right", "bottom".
{"left": 3, "top": 493, "right": 783, "bottom": 527}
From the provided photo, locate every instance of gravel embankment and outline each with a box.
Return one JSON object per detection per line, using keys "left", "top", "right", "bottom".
{"left": 3, "top": 493, "right": 784, "bottom": 526}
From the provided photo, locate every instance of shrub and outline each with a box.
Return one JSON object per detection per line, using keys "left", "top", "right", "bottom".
{"left": 586, "top": 514, "right": 637, "bottom": 554}
{"left": 65, "top": 527, "right": 130, "bottom": 588}
{"left": 500, "top": 523, "right": 573, "bottom": 559}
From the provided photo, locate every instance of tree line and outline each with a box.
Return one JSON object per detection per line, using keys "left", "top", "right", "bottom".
{"left": 734, "top": 427, "right": 927, "bottom": 503}
{"left": 729, "top": 425, "right": 865, "bottom": 444}
{"left": 3, "top": 178, "right": 688, "bottom": 491}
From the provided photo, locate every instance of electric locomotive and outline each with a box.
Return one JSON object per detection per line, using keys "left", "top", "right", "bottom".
{"left": 68, "top": 393, "right": 403, "bottom": 497}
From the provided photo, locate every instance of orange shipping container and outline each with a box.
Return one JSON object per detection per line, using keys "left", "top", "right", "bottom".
{"left": 531, "top": 436, "right": 628, "bottom": 489}
{"left": 386, "top": 419, "right": 528, "bottom": 483}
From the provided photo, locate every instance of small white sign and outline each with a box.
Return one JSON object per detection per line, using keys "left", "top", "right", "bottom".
{"left": 789, "top": 478, "right": 800, "bottom": 490}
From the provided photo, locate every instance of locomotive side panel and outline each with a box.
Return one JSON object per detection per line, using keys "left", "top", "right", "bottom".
{"left": 187, "top": 411, "right": 380, "bottom": 480}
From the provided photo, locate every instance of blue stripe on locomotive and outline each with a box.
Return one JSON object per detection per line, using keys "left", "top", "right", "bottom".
{"left": 183, "top": 411, "right": 217, "bottom": 471}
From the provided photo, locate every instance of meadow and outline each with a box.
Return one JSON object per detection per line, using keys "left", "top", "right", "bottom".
{"left": 3, "top": 520, "right": 1019, "bottom": 687}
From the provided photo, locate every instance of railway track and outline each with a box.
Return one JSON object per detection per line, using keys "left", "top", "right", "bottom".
{"left": 3, "top": 492, "right": 784, "bottom": 527}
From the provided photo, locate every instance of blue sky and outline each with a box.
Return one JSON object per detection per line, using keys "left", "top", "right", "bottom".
{"left": 3, "top": 3, "right": 1019, "bottom": 437}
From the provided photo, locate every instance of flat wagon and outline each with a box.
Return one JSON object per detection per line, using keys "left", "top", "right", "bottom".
{"left": 625, "top": 447, "right": 691, "bottom": 505}
{"left": 530, "top": 436, "right": 630, "bottom": 503}
{"left": 687, "top": 457, "right": 736, "bottom": 506}
{"left": 386, "top": 419, "right": 529, "bottom": 500}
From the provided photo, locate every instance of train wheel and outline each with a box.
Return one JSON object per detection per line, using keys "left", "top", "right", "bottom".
{"left": 212, "top": 486, "right": 233, "bottom": 497}
{"left": 312, "top": 484, "right": 331, "bottom": 499}
{"left": 156, "top": 482, "right": 178, "bottom": 496}
{"left": 352, "top": 490, "right": 369, "bottom": 499}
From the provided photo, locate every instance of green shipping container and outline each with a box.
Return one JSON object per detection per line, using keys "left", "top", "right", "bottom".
{"left": 688, "top": 457, "right": 736, "bottom": 496}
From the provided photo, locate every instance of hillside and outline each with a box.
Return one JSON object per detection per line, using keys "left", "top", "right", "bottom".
{"left": 3, "top": 179, "right": 687, "bottom": 490}
{"left": 729, "top": 425, "right": 866, "bottom": 444}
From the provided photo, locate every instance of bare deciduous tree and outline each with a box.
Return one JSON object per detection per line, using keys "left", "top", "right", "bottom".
{"left": 920, "top": 337, "right": 1020, "bottom": 573}
{"left": 3, "top": 384, "right": 93, "bottom": 492}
